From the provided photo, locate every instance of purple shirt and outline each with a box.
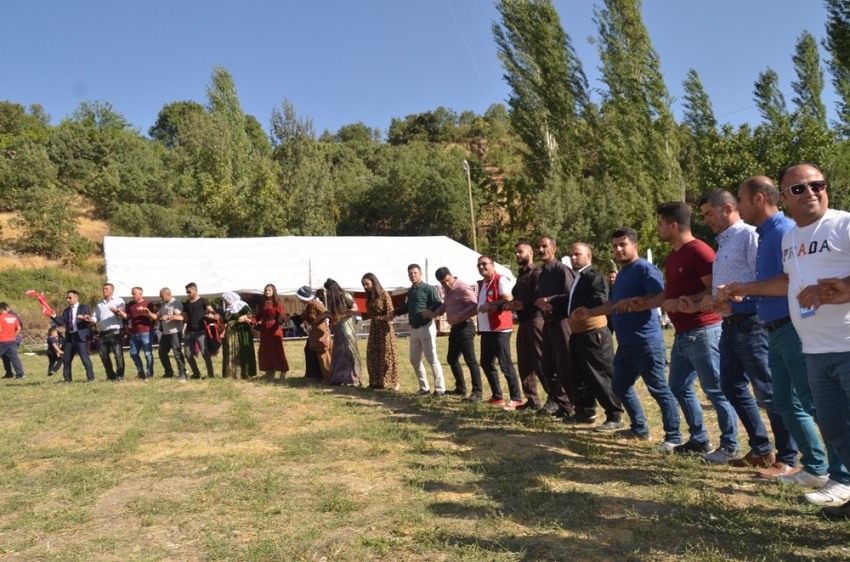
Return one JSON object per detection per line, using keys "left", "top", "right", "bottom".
{"left": 433, "top": 278, "right": 478, "bottom": 325}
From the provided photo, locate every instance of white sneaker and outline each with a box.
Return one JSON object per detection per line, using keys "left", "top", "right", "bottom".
{"left": 656, "top": 441, "right": 679, "bottom": 453}
{"left": 702, "top": 447, "right": 742, "bottom": 464}
{"left": 776, "top": 470, "right": 829, "bottom": 488}
{"left": 804, "top": 480, "right": 850, "bottom": 505}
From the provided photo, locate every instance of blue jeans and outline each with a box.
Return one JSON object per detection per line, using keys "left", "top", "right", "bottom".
{"left": 668, "top": 324, "right": 738, "bottom": 450}
{"left": 612, "top": 341, "right": 682, "bottom": 443}
{"left": 770, "top": 323, "right": 849, "bottom": 481}
{"left": 806, "top": 351, "right": 850, "bottom": 483}
{"left": 720, "top": 316, "right": 796, "bottom": 462}
{"left": 129, "top": 332, "right": 154, "bottom": 377}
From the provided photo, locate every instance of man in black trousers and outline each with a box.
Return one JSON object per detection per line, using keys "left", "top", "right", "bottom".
{"left": 546, "top": 243, "right": 624, "bottom": 431}
{"left": 533, "top": 236, "right": 576, "bottom": 417}
{"left": 507, "top": 240, "right": 546, "bottom": 410}
{"left": 51, "top": 290, "right": 95, "bottom": 382}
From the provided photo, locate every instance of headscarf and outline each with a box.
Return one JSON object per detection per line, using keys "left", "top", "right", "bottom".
{"left": 222, "top": 291, "right": 250, "bottom": 314}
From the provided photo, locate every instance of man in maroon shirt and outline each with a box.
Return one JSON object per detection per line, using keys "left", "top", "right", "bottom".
{"left": 117, "top": 287, "right": 156, "bottom": 381}
{"left": 633, "top": 202, "right": 738, "bottom": 456}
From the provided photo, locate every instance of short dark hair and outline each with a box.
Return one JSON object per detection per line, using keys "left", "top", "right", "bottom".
{"left": 131, "top": 286, "right": 143, "bottom": 293}
{"left": 698, "top": 188, "right": 736, "bottom": 209}
{"left": 742, "top": 177, "right": 779, "bottom": 206}
{"left": 538, "top": 235, "right": 557, "bottom": 248}
{"left": 656, "top": 202, "right": 692, "bottom": 232}
{"left": 477, "top": 254, "right": 494, "bottom": 264}
{"left": 67, "top": 290, "right": 79, "bottom": 297}
{"left": 434, "top": 267, "right": 451, "bottom": 281}
{"left": 0, "top": 302, "right": 8, "bottom": 312}
{"left": 407, "top": 264, "right": 421, "bottom": 272}
{"left": 778, "top": 162, "right": 823, "bottom": 186}
{"left": 612, "top": 228, "right": 638, "bottom": 243}
{"left": 103, "top": 283, "right": 114, "bottom": 289}
{"left": 515, "top": 239, "right": 533, "bottom": 250}
{"left": 185, "top": 282, "right": 197, "bottom": 291}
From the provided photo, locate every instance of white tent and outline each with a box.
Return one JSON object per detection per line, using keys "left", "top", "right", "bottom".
{"left": 103, "top": 236, "right": 513, "bottom": 299}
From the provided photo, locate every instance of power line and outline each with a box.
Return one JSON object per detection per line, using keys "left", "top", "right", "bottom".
{"left": 446, "top": 0, "right": 493, "bottom": 105}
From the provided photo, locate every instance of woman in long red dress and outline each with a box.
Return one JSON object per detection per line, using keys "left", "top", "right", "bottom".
{"left": 254, "top": 284, "right": 289, "bottom": 380}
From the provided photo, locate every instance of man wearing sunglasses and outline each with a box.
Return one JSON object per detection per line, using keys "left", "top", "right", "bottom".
{"left": 724, "top": 164, "right": 850, "bottom": 519}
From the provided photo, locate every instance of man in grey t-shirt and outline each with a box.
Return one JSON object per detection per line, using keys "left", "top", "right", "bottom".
{"left": 157, "top": 287, "right": 187, "bottom": 381}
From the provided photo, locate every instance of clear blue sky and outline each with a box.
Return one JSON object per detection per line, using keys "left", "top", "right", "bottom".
{"left": 1, "top": 0, "right": 833, "bottom": 137}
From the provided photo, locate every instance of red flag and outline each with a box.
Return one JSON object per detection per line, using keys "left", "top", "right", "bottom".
{"left": 26, "top": 290, "right": 55, "bottom": 317}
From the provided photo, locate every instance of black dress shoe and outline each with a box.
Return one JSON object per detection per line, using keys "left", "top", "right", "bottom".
{"left": 562, "top": 413, "right": 597, "bottom": 425}
{"left": 536, "top": 402, "right": 560, "bottom": 416}
{"left": 822, "top": 499, "right": 850, "bottom": 519}
{"left": 462, "top": 393, "right": 483, "bottom": 403}
{"left": 2, "top": 374, "right": 14, "bottom": 379}
{"left": 450, "top": 388, "right": 466, "bottom": 396}
{"left": 515, "top": 401, "right": 539, "bottom": 411}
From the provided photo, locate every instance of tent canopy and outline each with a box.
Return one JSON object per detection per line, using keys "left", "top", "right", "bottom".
{"left": 104, "top": 236, "right": 513, "bottom": 299}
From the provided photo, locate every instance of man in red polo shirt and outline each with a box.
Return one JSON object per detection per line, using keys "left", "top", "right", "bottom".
{"left": 634, "top": 202, "right": 738, "bottom": 457}
{"left": 117, "top": 287, "right": 156, "bottom": 381}
{"left": 0, "top": 302, "right": 25, "bottom": 379}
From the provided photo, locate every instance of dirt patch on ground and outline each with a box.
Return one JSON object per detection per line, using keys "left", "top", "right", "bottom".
{"left": 132, "top": 437, "right": 280, "bottom": 462}
{"left": 94, "top": 476, "right": 202, "bottom": 517}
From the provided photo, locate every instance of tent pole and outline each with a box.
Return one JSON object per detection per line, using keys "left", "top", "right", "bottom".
{"left": 309, "top": 259, "right": 312, "bottom": 288}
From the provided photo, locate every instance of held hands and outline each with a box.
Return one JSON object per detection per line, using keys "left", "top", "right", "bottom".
{"left": 508, "top": 301, "right": 524, "bottom": 311}
{"left": 379, "top": 314, "right": 394, "bottom": 322}
{"left": 719, "top": 283, "right": 746, "bottom": 303}
{"left": 660, "top": 299, "right": 680, "bottom": 314}
{"left": 421, "top": 310, "right": 433, "bottom": 319}
{"left": 676, "top": 296, "right": 695, "bottom": 313}
{"left": 533, "top": 297, "right": 548, "bottom": 310}
{"left": 817, "top": 278, "right": 850, "bottom": 305}
{"left": 797, "top": 284, "right": 822, "bottom": 310}
{"left": 478, "top": 304, "right": 494, "bottom": 314}
{"left": 540, "top": 302, "right": 553, "bottom": 314}
{"left": 570, "top": 306, "right": 590, "bottom": 321}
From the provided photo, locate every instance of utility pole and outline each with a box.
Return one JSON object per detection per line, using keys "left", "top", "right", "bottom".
{"left": 463, "top": 160, "right": 477, "bottom": 252}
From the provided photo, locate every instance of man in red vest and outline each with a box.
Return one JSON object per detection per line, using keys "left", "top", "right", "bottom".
{"left": 0, "top": 302, "right": 25, "bottom": 379}
{"left": 476, "top": 255, "right": 523, "bottom": 409}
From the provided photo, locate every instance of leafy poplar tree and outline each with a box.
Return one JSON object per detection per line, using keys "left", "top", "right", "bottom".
{"left": 824, "top": 0, "right": 850, "bottom": 136}
{"left": 492, "top": 0, "right": 589, "bottom": 185}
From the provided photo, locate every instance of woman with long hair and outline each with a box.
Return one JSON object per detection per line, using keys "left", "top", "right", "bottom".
{"left": 221, "top": 291, "right": 257, "bottom": 379}
{"left": 324, "top": 278, "right": 361, "bottom": 386}
{"left": 361, "top": 273, "right": 400, "bottom": 390}
{"left": 253, "top": 283, "right": 289, "bottom": 380}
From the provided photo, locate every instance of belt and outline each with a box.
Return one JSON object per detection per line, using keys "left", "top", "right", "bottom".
{"left": 410, "top": 319, "right": 432, "bottom": 329}
{"left": 765, "top": 316, "right": 792, "bottom": 333}
{"left": 722, "top": 312, "right": 756, "bottom": 326}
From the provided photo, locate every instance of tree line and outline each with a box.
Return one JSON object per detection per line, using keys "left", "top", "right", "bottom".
{"left": 2, "top": 0, "right": 850, "bottom": 272}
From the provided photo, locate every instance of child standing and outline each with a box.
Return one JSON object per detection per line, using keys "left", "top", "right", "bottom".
{"left": 47, "top": 327, "right": 63, "bottom": 376}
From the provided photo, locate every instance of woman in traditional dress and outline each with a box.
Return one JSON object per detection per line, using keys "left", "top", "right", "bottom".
{"left": 221, "top": 291, "right": 257, "bottom": 379}
{"left": 324, "top": 279, "right": 361, "bottom": 386}
{"left": 361, "top": 273, "right": 400, "bottom": 391}
{"left": 253, "top": 284, "right": 289, "bottom": 381}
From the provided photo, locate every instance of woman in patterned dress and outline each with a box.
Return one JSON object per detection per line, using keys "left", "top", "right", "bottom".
{"left": 324, "top": 279, "right": 362, "bottom": 386}
{"left": 221, "top": 291, "right": 257, "bottom": 379}
{"left": 361, "top": 273, "right": 400, "bottom": 391}
{"left": 254, "top": 284, "right": 289, "bottom": 381}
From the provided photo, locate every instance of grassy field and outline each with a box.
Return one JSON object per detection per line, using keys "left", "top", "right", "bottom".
{"left": 0, "top": 332, "right": 847, "bottom": 561}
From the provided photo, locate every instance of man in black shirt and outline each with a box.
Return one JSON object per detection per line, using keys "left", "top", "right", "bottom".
{"left": 183, "top": 282, "right": 218, "bottom": 379}
{"left": 533, "top": 236, "right": 576, "bottom": 417}
{"left": 507, "top": 240, "right": 546, "bottom": 410}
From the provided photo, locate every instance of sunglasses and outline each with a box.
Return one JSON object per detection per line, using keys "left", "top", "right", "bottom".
{"left": 477, "top": 262, "right": 492, "bottom": 268}
{"left": 781, "top": 180, "right": 827, "bottom": 196}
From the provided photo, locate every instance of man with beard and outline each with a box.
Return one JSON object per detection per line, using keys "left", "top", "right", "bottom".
{"left": 532, "top": 236, "right": 575, "bottom": 417}
{"left": 573, "top": 228, "right": 683, "bottom": 445}
{"left": 544, "top": 243, "right": 624, "bottom": 431}
{"left": 506, "top": 240, "right": 546, "bottom": 410}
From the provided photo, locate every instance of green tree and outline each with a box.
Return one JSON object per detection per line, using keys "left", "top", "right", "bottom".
{"left": 824, "top": 0, "right": 850, "bottom": 136}
{"left": 790, "top": 30, "right": 835, "bottom": 166}
{"left": 148, "top": 101, "right": 205, "bottom": 148}
{"left": 493, "top": 0, "right": 589, "bottom": 184}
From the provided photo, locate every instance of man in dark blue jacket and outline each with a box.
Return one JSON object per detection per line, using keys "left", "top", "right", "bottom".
{"left": 51, "top": 290, "right": 95, "bottom": 382}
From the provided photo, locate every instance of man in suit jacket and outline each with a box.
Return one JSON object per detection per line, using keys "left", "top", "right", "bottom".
{"left": 51, "top": 290, "right": 95, "bottom": 382}
{"left": 546, "top": 243, "right": 624, "bottom": 432}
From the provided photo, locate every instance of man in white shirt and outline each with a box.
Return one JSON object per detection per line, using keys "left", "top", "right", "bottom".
{"left": 476, "top": 255, "right": 522, "bottom": 409}
{"left": 724, "top": 163, "right": 850, "bottom": 519}
{"left": 84, "top": 283, "right": 126, "bottom": 381}
{"left": 157, "top": 287, "right": 187, "bottom": 382}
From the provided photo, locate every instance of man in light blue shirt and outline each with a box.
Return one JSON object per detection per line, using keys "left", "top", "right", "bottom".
{"left": 85, "top": 283, "right": 126, "bottom": 381}
{"left": 697, "top": 188, "right": 795, "bottom": 468}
